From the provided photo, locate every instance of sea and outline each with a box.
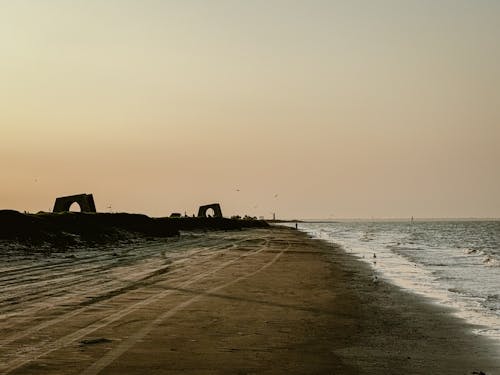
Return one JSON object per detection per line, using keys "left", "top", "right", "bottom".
{"left": 285, "top": 220, "right": 500, "bottom": 343}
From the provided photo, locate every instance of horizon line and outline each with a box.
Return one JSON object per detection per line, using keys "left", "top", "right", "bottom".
{"left": 293, "top": 217, "right": 500, "bottom": 222}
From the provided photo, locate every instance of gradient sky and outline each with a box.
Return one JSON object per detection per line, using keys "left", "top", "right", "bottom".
{"left": 1, "top": 0, "right": 499, "bottom": 219}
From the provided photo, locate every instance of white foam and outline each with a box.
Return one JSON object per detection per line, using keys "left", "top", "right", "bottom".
{"left": 286, "top": 222, "right": 500, "bottom": 353}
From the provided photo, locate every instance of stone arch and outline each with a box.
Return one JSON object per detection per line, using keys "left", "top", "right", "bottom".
{"left": 53, "top": 194, "right": 97, "bottom": 213}
{"left": 197, "top": 203, "right": 222, "bottom": 218}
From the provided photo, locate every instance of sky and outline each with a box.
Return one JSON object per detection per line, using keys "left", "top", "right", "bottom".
{"left": 1, "top": 0, "right": 499, "bottom": 219}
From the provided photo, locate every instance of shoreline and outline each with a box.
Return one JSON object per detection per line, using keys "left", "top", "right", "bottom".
{"left": 309, "top": 229, "right": 500, "bottom": 373}
{"left": 292, "top": 221, "right": 500, "bottom": 350}
{"left": 1, "top": 227, "right": 498, "bottom": 374}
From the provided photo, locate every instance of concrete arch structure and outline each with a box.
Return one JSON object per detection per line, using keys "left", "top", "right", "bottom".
{"left": 53, "top": 194, "right": 97, "bottom": 213}
{"left": 197, "top": 203, "right": 223, "bottom": 218}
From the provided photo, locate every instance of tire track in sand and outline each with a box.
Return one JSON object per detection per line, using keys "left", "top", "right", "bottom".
{"left": 0, "top": 238, "right": 222, "bottom": 305}
{"left": 0, "top": 236, "right": 256, "bottom": 348}
{"left": 0, "top": 237, "right": 240, "bottom": 323}
{"left": 80, "top": 239, "right": 288, "bottom": 375}
{"left": 0, "top": 234, "right": 270, "bottom": 374}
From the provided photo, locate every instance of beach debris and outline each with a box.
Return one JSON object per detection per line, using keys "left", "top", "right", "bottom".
{"left": 197, "top": 203, "right": 223, "bottom": 218}
{"left": 53, "top": 193, "right": 97, "bottom": 213}
{"left": 471, "top": 371, "right": 486, "bottom": 375}
{"left": 79, "top": 338, "right": 111, "bottom": 346}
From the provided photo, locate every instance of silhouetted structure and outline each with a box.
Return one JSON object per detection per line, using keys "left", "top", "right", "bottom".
{"left": 198, "top": 203, "right": 223, "bottom": 218}
{"left": 53, "top": 194, "right": 97, "bottom": 213}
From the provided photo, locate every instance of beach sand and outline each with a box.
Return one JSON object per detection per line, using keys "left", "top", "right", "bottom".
{"left": 1, "top": 227, "right": 498, "bottom": 374}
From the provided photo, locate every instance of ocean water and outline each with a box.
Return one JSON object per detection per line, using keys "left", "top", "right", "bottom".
{"left": 288, "top": 221, "right": 500, "bottom": 342}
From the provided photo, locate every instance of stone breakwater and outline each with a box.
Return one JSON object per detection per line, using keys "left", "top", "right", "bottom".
{"left": 0, "top": 210, "right": 268, "bottom": 249}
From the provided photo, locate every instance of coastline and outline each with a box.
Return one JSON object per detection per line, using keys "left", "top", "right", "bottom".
{"left": 1, "top": 227, "right": 498, "bottom": 374}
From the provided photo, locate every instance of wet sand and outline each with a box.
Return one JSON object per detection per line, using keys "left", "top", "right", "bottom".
{"left": 0, "top": 227, "right": 498, "bottom": 374}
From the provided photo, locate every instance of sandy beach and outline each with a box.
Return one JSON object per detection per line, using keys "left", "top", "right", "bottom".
{"left": 1, "top": 227, "right": 498, "bottom": 374}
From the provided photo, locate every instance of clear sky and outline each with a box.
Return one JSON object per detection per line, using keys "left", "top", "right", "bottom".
{"left": 1, "top": 0, "right": 499, "bottom": 219}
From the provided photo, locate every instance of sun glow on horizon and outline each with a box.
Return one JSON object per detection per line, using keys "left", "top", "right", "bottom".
{"left": 1, "top": 0, "right": 499, "bottom": 219}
